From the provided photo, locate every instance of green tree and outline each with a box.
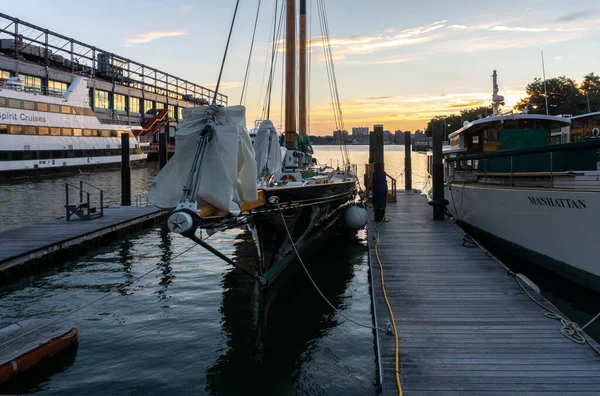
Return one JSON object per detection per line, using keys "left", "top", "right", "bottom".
{"left": 581, "top": 73, "right": 600, "bottom": 112}
{"left": 514, "top": 76, "right": 586, "bottom": 115}
{"left": 425, "top": 114, "right": 462, "bottom": 140}
{"left": 460, "top": 106, "right": 494, "bottom": 122}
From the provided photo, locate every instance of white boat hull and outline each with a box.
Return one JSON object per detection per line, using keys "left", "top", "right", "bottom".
{"left": 446, "top": 183, "right": 600, "bottom": 291}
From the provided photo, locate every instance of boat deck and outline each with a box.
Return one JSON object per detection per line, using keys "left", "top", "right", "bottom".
{"left": 368, "top": 192, "right": 600, "bottom": 395}
{"left": 0, "top": 206, "right": 167, "bottom": 282}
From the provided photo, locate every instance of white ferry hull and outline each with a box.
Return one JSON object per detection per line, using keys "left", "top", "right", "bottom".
{"left": 446, "top": 183, "right": 600, "bottom": 292}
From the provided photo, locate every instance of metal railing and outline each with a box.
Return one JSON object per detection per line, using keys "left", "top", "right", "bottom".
{"left": 446, "top": 139, "right": 600, "bottom": 188}
{"left": 65, "top": 181, "right": 104, "bottom": 220}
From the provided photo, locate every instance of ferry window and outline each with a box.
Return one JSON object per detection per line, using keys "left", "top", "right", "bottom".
{"left": 93, "top": 130, "right": 101, "bottom": 137}
{"left": 168, "top": 105, "right": 175, "bottom": 118}
{"left": 71, "top": 107, "right": 78, "bottom": 115}
{"left": 9, "top": 125, "right": 22, "bottom": 134}
{"left": 50, "top": 127, "right": 61, "bottom": 136}
{"left": 130, "top": 97, "right": 140, "bottom": 113}
{"left": 573, "top": 119, "right": 585, "bottom": 129}
{"left": 83, "top": 129, "right": 92, "bottom": 136}
{"left": 47, "top": 80, "right": 67, "bottom": 94}
{"left": 8, "top": 98, "right": 21, "bottom": 109}
{"left": 73, "top": 128, "right": 82, "bottom": 136}
{"left": 0, "top": 124, "right": 7, "bottom": 134}
{"left": 114, "top": 94, "right": 126, "bottom": 111}
{"left": 36, "top": 102, "right": 48, "bottom": 112}
{"left": 593, "top": 116, "right": 600, "bottom": 127}
{"left": 0, "top": 70, "right": 10, "bottom": 80}
{"left": 62, "top": 128, "right": 73, "bottom": 136}
{"left": 0, "top": 97, "right": 5, "bottom": 107}
{"left": 23, "top": 101, "right": 35, "bottom": 111}
{"left": 110, "top": 130, "right": 118, "bottom": 137}
{"left": 24, "top": 126, "right": 36, "bottom": 135}
{"left": 86, "top": 88, "right": 91, "bottom": 104}
{"left": 101, "top": 130, "right": 110, "bottom": 137}
{"left": 20, "top": 74, "right": 42, "bottom": 90}
{"left": 178, "top": 107, "right": 183, "bottom": 121}
{"left": 61, "top": 105, "right": 71, "bottom": 114}
{"left": 95, "top": 90, "right": 110, "bottom": 109}
{"left": 144, "top": 99, "right": 154, "bottom": 114}
{"left": 38, "top": 127, "right": 49, "bottom": 135}
{"left": 49, "top": 104, "right": 60, "bottom": 113}
{"left": 472, "top": 135, "right": 479, "bottom": 144}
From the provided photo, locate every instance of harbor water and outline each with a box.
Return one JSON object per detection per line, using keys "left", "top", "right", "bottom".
{"left": 0, "top": 145, "right": 598, "bottom": 394}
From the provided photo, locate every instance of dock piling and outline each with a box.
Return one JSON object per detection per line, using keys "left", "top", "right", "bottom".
{"left": 159, "top": 132, "right": 167, "bottom": 170}
{"left": 429, "top": 128, "right": 447, "bottom": 220}
{"left": 404, "top": 131, "right": 412, "bottom": 190}
{"left": 372, "top": 125, "right": 386, "bottom": 222}
{"left": 121, "top": 133, "right": 131, "bottom": 206}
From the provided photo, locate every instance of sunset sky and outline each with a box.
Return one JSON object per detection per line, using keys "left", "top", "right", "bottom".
{"left": 2, "top": 0, "right": 598, "bottom": 135}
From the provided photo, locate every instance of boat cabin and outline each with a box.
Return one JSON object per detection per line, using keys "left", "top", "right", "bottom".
{"left": 570, "top": 112, "right": 600, "bottom": 141}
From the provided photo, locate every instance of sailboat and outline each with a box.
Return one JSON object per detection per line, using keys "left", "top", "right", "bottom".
{"left": 148, "top": 0, "right": 359, "bottom": 289}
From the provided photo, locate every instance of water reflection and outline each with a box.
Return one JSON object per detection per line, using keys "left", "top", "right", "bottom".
{"left": 155, "top": 226, "right": 175, "bottom": 302}
{"left": 205, "top": 226, "right": 374, "bottom": 395}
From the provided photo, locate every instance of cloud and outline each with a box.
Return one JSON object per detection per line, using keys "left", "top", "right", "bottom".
{"left": 179, "top": 4, "right": 193, "bottom": 12}
{"left": 383, "top": 28, "right": 396, "bottom": 33}
{"left": 489, "top": 26, "right": 549, "bottom": 32}
{"left": 553, "top": 10, "right": 592, "bottom": 23}
{"left": 345, "top": 57, "right": 418, "bottom": 66}
{"left": 201, "top": 81, "right": 243, "bottom": 90}
{"left": 448, "top": 25, "right": 467, "bottom": 29}
{"left": 123, "top": 30, "right": 187, "bottom": 46}
{"left": 554, "top": 56, "right": 563, "bottom": 60}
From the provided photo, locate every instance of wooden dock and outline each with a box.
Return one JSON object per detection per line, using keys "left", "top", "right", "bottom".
{"left": 368, "top": 192, "right": 600, "bottom": 395}
{"left": 0, "top": 206, "right": 167, "bottom": 282}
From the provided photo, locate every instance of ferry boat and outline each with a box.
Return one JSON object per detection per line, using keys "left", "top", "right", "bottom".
{"left": 444, "top": 71, "right": 600, "bottom": 292}
{"left": 0, "top": 76, "right": 146, "bottom": 180}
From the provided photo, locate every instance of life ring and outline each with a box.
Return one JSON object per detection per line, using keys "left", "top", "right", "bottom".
{"left": 280, "top": 174, "right": 297, "bottom": 182}
{"left": 592, "top": 127, "right": 600, "bottom": 137}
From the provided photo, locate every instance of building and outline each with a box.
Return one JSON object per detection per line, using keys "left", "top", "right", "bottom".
{"left": 333, "top": 129, "right": 349, "bottom": 144}
{"left": 0, "top": 13, "right": 227, "bottom": 142}
{"left": 414, "top": 129, "right": 425, "bottom": 142}
{"left": 351, "top": 126, "right": 369, "bottom": 144}
{"left": 394, "top": 130, "right": 404, "bottom": 144}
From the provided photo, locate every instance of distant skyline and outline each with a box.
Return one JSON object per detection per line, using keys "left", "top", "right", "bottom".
{"left": 2, "top": 0, "right": 598, "bottom": 135}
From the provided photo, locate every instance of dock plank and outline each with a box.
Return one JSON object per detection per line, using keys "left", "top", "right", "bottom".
{"left": 368, "top": 192, "right": 600, "bottom": 395}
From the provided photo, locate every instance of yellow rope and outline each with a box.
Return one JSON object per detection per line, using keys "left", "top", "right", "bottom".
{"left": 375, "top": 213, "right": 403, "bottom": 396}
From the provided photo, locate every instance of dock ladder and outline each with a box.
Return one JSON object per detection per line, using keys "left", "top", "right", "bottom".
{"left": 65, "top": 181, "right": 104, "bottom": 221}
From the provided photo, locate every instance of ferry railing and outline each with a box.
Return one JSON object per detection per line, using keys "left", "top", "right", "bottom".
{"left": 446, "top": 139, "right": 600, "bottom": 188}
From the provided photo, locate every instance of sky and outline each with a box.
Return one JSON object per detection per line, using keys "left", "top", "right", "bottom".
{"left": 1, "top": 0, "right": 598, "bottom": 135}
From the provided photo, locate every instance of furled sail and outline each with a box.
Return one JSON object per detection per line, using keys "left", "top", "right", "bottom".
{"left": 148, "top": 105, "right": 257, "bottom": 215}
{"left": 254, "top": 119, "right": 282, "bottom": 179}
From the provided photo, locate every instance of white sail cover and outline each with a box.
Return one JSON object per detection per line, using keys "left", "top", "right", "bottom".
{"left": 254, "top": 119, "right": 282, "bottom": 178}
{"left": 148, "top": 105, "right": 257, "bottom": 216}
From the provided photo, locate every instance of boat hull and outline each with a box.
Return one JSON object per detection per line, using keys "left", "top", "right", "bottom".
{"left": 446, "top": 183, "right": 600, "bottom": 292}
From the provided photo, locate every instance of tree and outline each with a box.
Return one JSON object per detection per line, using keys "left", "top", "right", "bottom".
{"left": 460, "top": 106, "right": 494, "bottom": 123}
{"left": 514, "top": 76, "right": 586, "bottom": 116}
{"left": 425, "top": 114, "right": 462, "bottom": 139}
{"left": 581, "top": 73, "right": 600, "bottom": 113}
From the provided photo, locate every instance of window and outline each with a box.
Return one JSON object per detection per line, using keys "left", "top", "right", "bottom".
{"left": 168, "top": 104, "right": 175, "bottom": 118}
{"left": 23, "top": 101, "right": 35, "bottom": 111}
{"left": 95, "top": 90, "right": 109, "bottom": 109}
{"left": 144, "top": 99, "right": 154, "bottom": 114}
{"left": 50, "top": 127, "right": 61, "bottom": 136}
{"left": 62, "top": 128, "right": 73, "bottom": 136}
{"left": 472, "top": 135, "right": 479, "bottom": 144}
{"left": 8, "top": 99, "right": 21, "bottom": 109}
{"left": 83, "top": 129, "right": 92, "bottom": 136}
{"left": 0, "top": 124, "right": 7, "bottom": 134}
{"left": 130, "top": 97, "right": 140, "bottom": 113}
{"left": 24, "top": 126, "right": 36, "bottom": 135}
{"left": 73, "top": 128, "right": 82, "bottom": 136}
{"left": 110, "top": 130, "right": 118, "bottom": 137}
{"left": 86, "top": 88, "right": 91, "bottom": 104}
{"left": 156, "top": 102, "right": 165, "bottom": 111}
{"left": 9, "top": 125, "right": 22, "bottom": 134}
{"left": 0, "top": 69, "right": 10, "bottom": 80}
{"left": 178, "top": 107, "right": 183, "bottom": 121}
{"left": 49, "top": 104, "right": 60, "bottom": 113}
{"left": 101, "top": 130, "right": 110, "bottom": 137}
{"left": 0, "top": 97, "right": 5, "bottom": 107}
{"left": 36, "top": 102, "right": 48, "bottom": 112}
{"left": 113, "top": 94, "right": 126, "bottom": 111}
{"left": 61, "top": 105, "right": 71, "bottom": 114}
{"left": 20, "top": 74, "right": 42, "bottom": 89}
{"left": 47, "top": 80, "right": 67, "bottom": 94}
{"left": 39, "top": 127, "right": 49, "bottom": 135}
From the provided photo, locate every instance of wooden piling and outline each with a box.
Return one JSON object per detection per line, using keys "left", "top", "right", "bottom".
{"left": 372, "top": 125, "right": 386, "bottom": 222}
{"left": 429, "top": 128, "right": 446, "bottom": 220}
{"left": 121, "top": 133, "right": 131, "bottom": 206}
{"left": 404, "top": 131, "right": 412, "bottom": 190}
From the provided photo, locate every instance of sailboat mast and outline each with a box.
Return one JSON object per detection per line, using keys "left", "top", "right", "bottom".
{"left": 298, "top": 0, "right": 307, "bottom": 136}
{"left": 284, "top": 0, "right": 297, "bottom": 149}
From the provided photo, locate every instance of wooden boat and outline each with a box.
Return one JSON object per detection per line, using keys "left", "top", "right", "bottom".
{"left": 0, "top": 318, "right": 78, "bottom": 385}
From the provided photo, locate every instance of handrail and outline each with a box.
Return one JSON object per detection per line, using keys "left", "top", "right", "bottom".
{"left": 80, "top": 180, "right": 104, "bottom": 216}
{"left": 446, "top": 139, "right": 600, "bottom": 162}
{"left": 386, "top": 173, "right": 397, "bottom": 202}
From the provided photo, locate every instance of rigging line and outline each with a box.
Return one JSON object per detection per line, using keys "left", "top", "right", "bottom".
{"left": 273, "top": 199, "right": 387, "bottom": 333}
{"left": 255, "top": 0, "right": 278, "bottom": 122}
{"left": 0, "top": 242, "right": 199, "bottom": 350}
{"left": 265, "top": 0, "right": 278, "bottom": 119}
{"left": 240, "top": 0, "right": 263, "bottom": 105}
{"left": 213, "top": 0, "right": 241, "bottom": 105}
{"left": 307, "top": 0, "right": 312, "bottom": 135}
{"left": 261, "top": 1, "right": 285, "bottom": 121}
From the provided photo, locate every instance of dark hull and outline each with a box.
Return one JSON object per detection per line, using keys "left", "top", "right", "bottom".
{"left": 0, "top": 160, "right": 146, "bottom": 183}
{"left": 250, "top": 180, "right": 357, "bottom": 289}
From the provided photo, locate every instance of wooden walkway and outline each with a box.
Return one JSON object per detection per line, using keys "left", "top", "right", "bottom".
{"left": 0, "top": 206, "right": 166, "bottom": 281}
{"left": 368, "top": 192, "right": 600, "bottom": 395}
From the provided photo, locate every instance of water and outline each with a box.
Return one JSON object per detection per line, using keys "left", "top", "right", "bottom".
{"left": 0, "top": 146, "right": 597, "bottom": 394}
